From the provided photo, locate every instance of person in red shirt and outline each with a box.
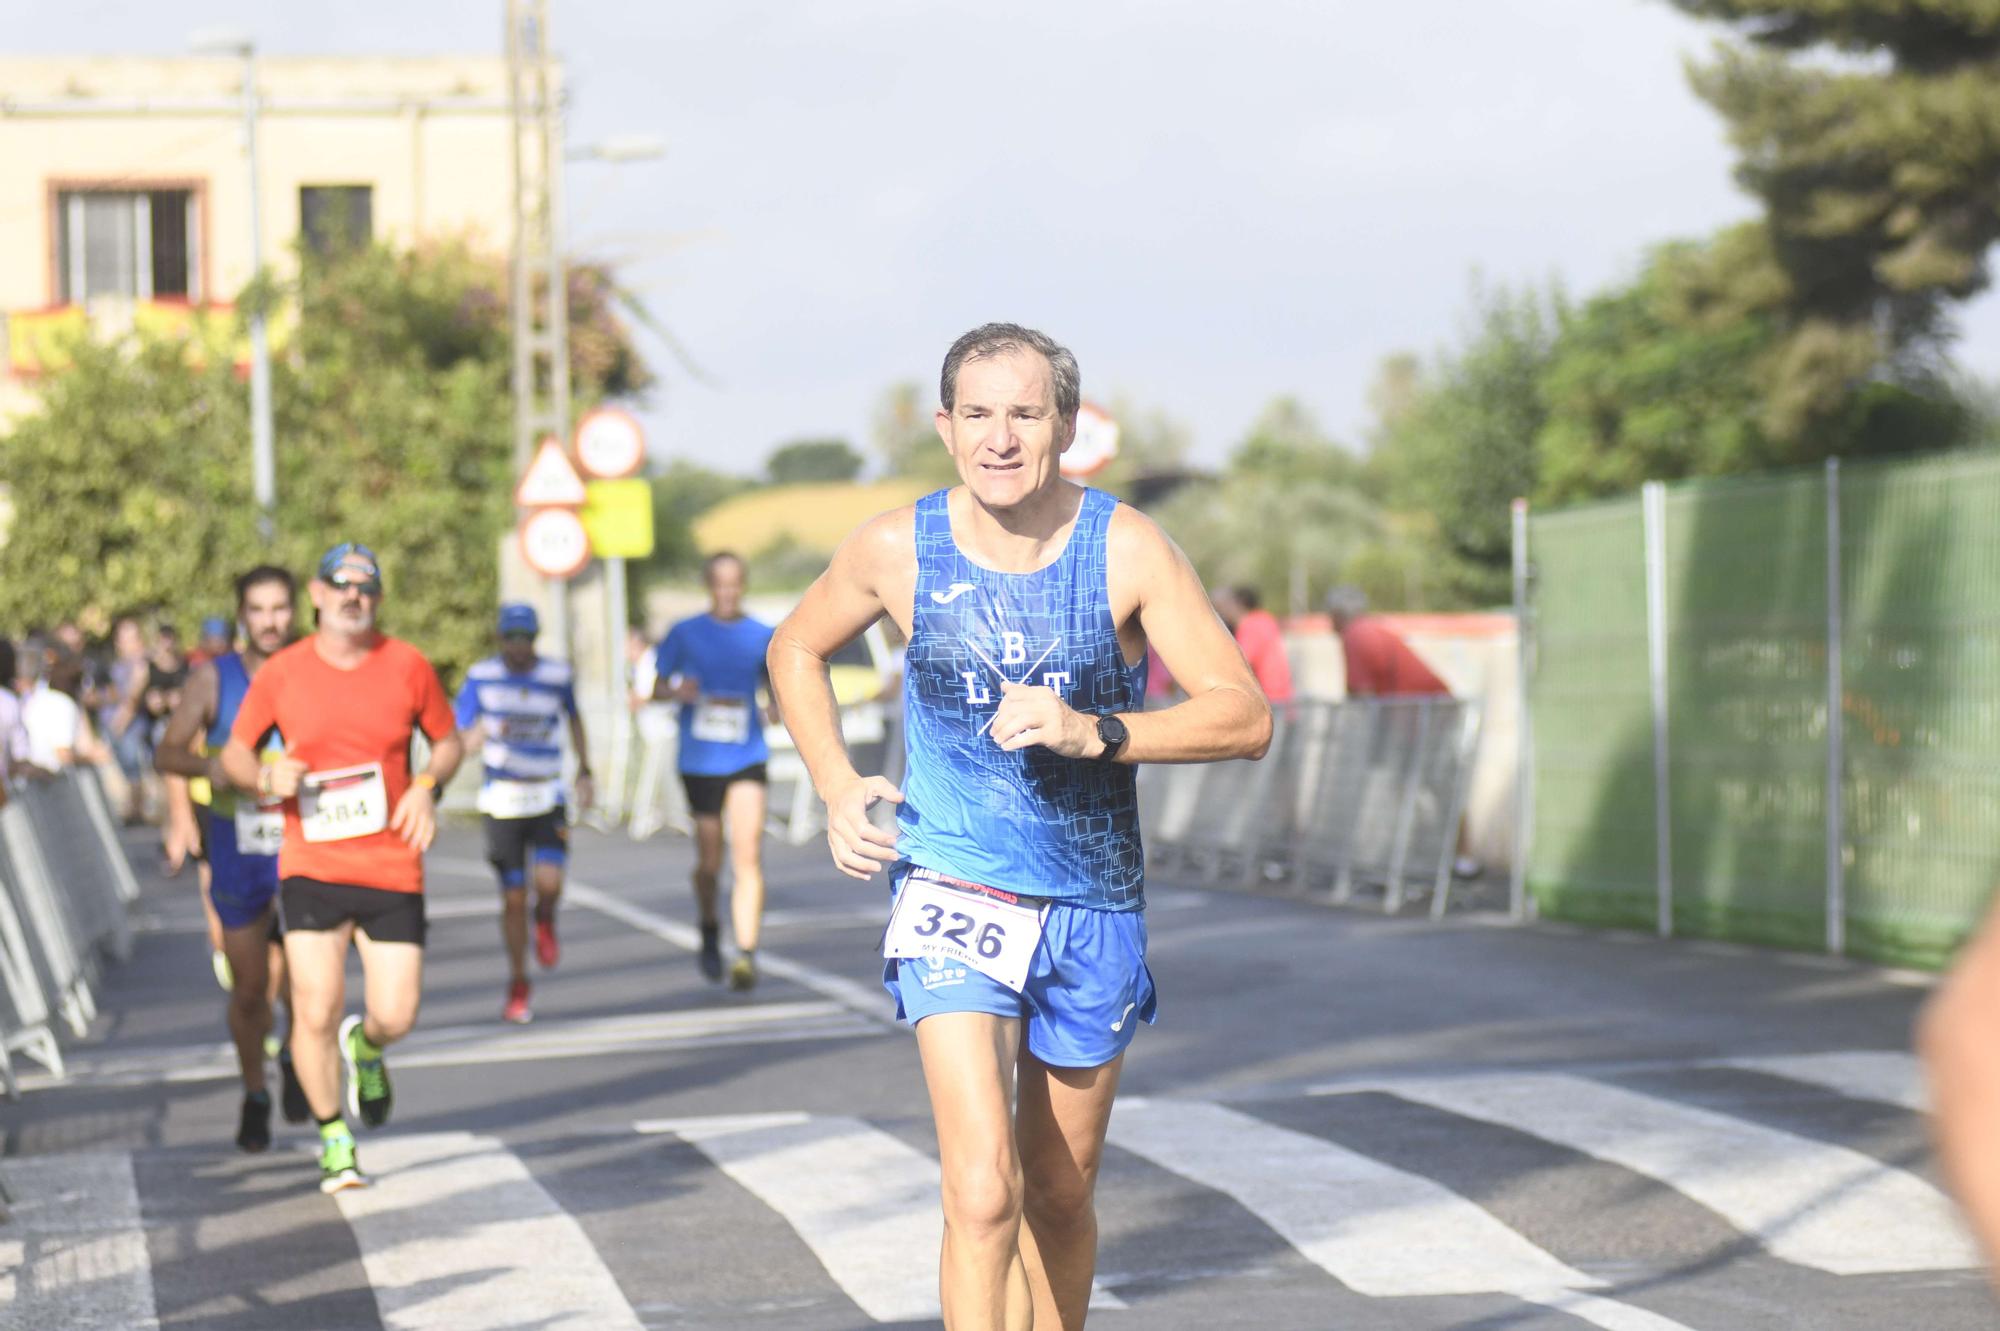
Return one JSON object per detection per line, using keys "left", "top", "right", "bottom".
{"left": 220, "top": 542, "right": 462, "bottom": 1193}
{"left": 1213, "top": 585, "right": 1295, "bottom": 704}
{"left": 1326, "top": 586, "right": 1450, "bottom": 698}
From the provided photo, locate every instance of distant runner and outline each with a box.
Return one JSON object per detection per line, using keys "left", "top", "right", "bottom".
{"left": 455, "top": 602, "right": 592, "bottom": 1024}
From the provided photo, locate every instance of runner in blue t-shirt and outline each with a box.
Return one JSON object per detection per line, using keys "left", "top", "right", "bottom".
{"left": 769, "top": 324, "right": 1272, "bottom": 1330}
{"left": 653, "top": 552, "right": 776, "bottom": 989}
{"left": 154, "top": 565, "right": 308, "bottom": 1152}
{"left": 455, "top": 603, "right": 593, "bottom": 1024}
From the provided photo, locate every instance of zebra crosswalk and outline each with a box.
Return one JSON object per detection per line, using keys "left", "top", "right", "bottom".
{"left": 0, "top": 1049, "right": 1988, "bottom": 1330}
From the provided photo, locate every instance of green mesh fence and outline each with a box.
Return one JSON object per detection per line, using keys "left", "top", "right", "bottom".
{"left": 1524, "top": 499, "right": 1655, "bottom": 931}
{"left": 1526, "top": 451, "right": 2000, "bottom": 968}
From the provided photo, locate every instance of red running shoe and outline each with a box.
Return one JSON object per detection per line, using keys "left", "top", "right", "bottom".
{"left": 535, "top": 915, "right": 560, "bottom": 970}
{"left": 503, "top": 978, "right": 532, "bottom": 1024}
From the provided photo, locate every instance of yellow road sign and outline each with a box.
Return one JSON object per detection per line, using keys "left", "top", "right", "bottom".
{"left": 581, "top": 479, "right": 655, "bottom": 558}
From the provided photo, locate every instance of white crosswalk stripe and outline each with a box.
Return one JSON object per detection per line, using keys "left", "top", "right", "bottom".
{"left": 1711, "top": 1050, "right": 1927, "bottom": 1113}
{"left": 0, "top": 1153, "right": 158, "bottom": 1331}
{"left": 1106, "top": 1099, "right": 1693, "bottom": 1330}
{"left": 1369, "top": 1071, "right": 1978, "bottom": 1275}
{"left": 333, "top": 1131, "right": 644, "bottom": 1331}
{"left": 642, "top": 1111, "right": 1126, "bottom": 1321}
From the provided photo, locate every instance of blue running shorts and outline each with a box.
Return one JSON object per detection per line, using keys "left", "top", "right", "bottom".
{"left": 883, "top": 866, "right": 1157, "bottom": 1068}
{"left": 204, "top": 809, "right": 280, "bottom": 930}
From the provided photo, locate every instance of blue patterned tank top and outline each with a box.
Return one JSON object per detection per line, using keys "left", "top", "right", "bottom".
{"left": 897, "top": 486, "right": 1146, "bottom": 911}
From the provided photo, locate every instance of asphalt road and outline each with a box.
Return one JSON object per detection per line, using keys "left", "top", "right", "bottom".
{"left": 2, "top": 817, "right": 1990, "bottom": 1330}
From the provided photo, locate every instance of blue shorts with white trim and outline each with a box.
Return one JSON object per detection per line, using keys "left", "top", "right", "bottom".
{"left": 882, "top": 865, "right": 1157, "bottom": 1069}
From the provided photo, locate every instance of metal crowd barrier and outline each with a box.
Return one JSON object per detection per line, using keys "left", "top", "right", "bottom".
{"left": 1142, "top": 697, "right": 1483, "bottom": 916}
{"left": 0, "top": 767, "right": 143, "bottom": 1097}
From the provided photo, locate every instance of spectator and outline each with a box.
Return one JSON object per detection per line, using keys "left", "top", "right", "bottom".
{"left": 1213, "top": 585, "right": 1295, "bottom": 704}
{"left": 1326, "top": 585, "right": 1450, "bottom": 698}
{"left": 0, "top": 638, "right": 21, "bottom": 797}
{"left": 145, "top": 622, "right": 189, "bottom": 743}
{"left": 20, "top": 640, "right": 83, "bottom": 775}
{"left": 102, "top": 616, "right": 152, "bottom": 819}
{"left": 192, "top": 615, "right": 234, "bottom": 668}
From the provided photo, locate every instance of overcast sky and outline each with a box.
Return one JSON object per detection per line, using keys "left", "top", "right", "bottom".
{"left": 12, "top": 0, "right": 2000, "bottom": 475}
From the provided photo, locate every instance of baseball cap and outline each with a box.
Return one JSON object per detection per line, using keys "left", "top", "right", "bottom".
{"left": 200, "top": 616, "right": 231, "bottom": 640}
{"left": 318, "top": 541, "right": 381, "bottom": 582}
{"left": 497, "top": 603, "right": 540, "bottom": 635}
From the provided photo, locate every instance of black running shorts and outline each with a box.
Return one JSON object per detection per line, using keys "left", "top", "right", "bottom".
{"left": 279, "top": 876, "right": 427, "bottom": 946}
{"left": 680, "top": 763, "right": 768, "bottom": 818}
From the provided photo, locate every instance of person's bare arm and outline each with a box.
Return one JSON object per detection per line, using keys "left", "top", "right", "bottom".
{"left": 768, "top": 509, "right": 914, "bottom": 879}
{"left": 1921, "top": 898, "right": 2000, "bottom": 1277}
{"left": 566, "top": 709, "right": 593, "bottom": 811}
{"left": 989, "top": 507, "right": 1272, "bottom": 764}
{"left": 154, "top": 665, "right": 219, "bottom": 779}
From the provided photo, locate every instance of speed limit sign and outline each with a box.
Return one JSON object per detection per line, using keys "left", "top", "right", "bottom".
{"left": 520, "top": 507, "right": 591, "bottom": 579}
{"left": 574, "top": 407, "right": 646, "bottom": 480}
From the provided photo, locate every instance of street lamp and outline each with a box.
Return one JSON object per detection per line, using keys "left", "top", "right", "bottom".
{"left": 189, "top": 26, "right": 275, "bottom": 544}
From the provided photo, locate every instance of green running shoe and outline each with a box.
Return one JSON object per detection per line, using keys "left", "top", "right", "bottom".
{"left": 317, "top": 1128, "right": 367, "bottom": 1194}
{"left": 338, "top": 1014, "right": 393, "bottom": 1129}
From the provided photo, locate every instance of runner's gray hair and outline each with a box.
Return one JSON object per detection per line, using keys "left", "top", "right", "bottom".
{"left": 939, "top": 323, "right": 1081, "bottom": 422}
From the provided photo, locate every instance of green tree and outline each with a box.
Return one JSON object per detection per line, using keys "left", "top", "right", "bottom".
{"left": 765, "top": 437, "right": 863, "bottom": 485}
{"left": 0, "top": 238, "right": 650, "bottom": 684}
{"left": 1671, "top": 0, "right": 2000, "bottom": 437}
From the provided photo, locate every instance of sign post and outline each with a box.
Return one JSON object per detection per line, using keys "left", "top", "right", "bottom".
{"left": 514, "top": 435, "right": 591, "bottom": 659}
{"left": 574, "top": 408, "right": 652, "bottom": 821}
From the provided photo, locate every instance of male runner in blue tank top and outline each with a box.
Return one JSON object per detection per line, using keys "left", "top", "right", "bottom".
{"left": 155, "top": 565, "right": 307, "bottom": 1151}
{"left": 770, "top": 323, "right": 1272, "bottom": 1330}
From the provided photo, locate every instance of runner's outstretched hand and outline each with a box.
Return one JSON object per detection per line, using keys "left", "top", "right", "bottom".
{"left": 826, "top": 774, "right": 903, "bottom": 880}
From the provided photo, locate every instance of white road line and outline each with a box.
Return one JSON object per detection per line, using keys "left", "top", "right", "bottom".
{"left": 560, "top": 879, "right": 896, "bottom": 1027}
{"left": 20, "top": 1000, "right": 880, "bottom": 1090}
{"left": 334, "top": 1131, "right": 642, "bottom": 1331}
{"left": 660, "top": 1113, "right": 1124, "bottom": 1321}
{"left": 0, "top": 1152, "right": 159, "bottom": 1331}
{"left": 1104, "top": 1099, "right": 1698, "bottom": 1331}
{"left": 1709, "top": 1051, "right": 1927, "bottom": 1113}
{"left": 1371, "top": 1073, "right": 1979, "bottom": 1274}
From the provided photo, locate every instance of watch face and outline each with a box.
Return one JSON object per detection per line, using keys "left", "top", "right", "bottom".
{"left": 1098, "top": 715, "right": 1128, "bottom": 746}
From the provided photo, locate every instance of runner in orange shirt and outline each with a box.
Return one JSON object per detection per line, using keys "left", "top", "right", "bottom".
{"left": 219, "top": 542, "right": 462, "bottom": 1192}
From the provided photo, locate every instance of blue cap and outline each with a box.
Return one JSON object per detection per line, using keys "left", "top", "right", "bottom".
{"left": 318, "top": 542, "right": 381, "bottom": 582}
{"left": 497, "top": 603, "right": 540, "bottom": 635}
{"left": 200, "top": 616, "right": 231, "bottom": 640}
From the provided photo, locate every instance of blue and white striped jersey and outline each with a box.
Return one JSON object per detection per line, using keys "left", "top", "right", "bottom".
{"left": 454, "top": 655, "right": 579, "bottom": 784}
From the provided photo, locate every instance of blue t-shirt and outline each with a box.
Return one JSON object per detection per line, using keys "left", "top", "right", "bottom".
{"left": 654, "top": 613, "right": 775, "bottom": 776}
{"left": 898, "top": 487, "right": 1147, "bottom": 911}
{"left": 454, "top": 655, "right": 579, "bottom": 784}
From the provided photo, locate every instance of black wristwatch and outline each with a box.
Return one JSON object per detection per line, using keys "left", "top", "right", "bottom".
{"left": 1094, "top": 714, "right": 1129, "bottom": 762}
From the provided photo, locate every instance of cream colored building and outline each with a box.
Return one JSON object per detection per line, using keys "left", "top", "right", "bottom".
{"left": 0, "top": 54, "right": 517, "bottom": 419}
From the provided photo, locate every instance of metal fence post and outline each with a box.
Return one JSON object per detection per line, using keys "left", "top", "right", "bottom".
{"left": 1824, "top": 458, "right": 1846, "bottom": 955}
{"left": 1642, "top": 481, "right": 1674, "bottom": 938}
{"left": 1510, "top": 497, "right": 1531, "bottom": 922}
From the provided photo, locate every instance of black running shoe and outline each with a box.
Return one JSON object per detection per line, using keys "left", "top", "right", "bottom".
{"left": 278, "top": 1047, "right": 309, "bottom": 1124}
{"left": 699, "top": 923, "right": 724, "bottom": 982}
{"left": 339, "top": 1014, "right": 393, "bottom": 1130}
{"left": 236, "top": 1092, "right": 272, "bottom": 1153}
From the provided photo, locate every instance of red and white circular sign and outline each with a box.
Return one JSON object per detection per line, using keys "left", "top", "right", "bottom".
{"left": 520, "top": 507, "right": 591, "bottom": 579}
{"left": 1060, "top": 401, "right": 1120, "bottom": 479}
{"left": 574, "top": 407, "right": 647, "bottom": 480}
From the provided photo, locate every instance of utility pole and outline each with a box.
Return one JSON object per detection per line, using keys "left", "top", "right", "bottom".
{"left": 507, "top": 0, "right": 572, "bottom": 657}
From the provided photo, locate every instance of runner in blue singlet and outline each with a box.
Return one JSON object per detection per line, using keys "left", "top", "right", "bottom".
{"left": 770, "top": 323, "right": 1273, "bottom": 1330}
{"left": 156, "top": 565, "right": 306, "bottom": 1151}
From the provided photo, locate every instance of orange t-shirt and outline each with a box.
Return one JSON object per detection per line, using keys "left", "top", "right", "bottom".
{"left": 231, "top": 634, "right": 455, "bottom": 894}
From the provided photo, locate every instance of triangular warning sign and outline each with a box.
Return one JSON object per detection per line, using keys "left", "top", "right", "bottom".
{"left": 515, "top": 436, "right": 588, "bottom": 507}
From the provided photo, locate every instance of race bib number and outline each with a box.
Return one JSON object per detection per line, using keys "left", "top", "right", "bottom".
{"left": 883, "top": 869, "right": 1048, "bottom": 993}
{"left": 479, "top": 778, "right": 561, "bottom": 820}
{"left": 691, "top": 698, "right": 751, "bottom": 745}
{"left": 232, "top": 802, "right": 285, "bottom": 857}
{"left": 299, "top": 763, "right": 389, "bottom": 843}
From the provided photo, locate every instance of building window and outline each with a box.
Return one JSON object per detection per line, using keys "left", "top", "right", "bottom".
{"left": 56, "top": 189, "right": 198, "bottom": 303}
{"left": 300, "top": 185, "right": 373, "bottom": 255}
